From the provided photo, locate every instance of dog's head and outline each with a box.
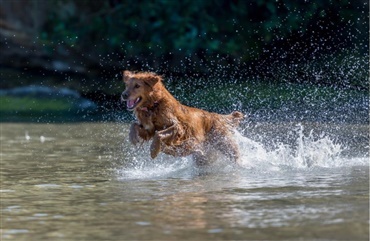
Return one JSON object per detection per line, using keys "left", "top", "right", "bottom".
{"left": 121, "top": 71, "right": 161, "bottom": 111}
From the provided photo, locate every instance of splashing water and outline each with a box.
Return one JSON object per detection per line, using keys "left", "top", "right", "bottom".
{"left": 117, "top": 152, "right": 193, "bottom": 180}
{"left": 237, "top": 124, "right": 344, "bottom": 170}
{"left": 116, "top": 123, "right": 368, "bottom": 180}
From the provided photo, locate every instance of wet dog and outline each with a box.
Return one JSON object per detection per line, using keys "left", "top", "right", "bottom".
{"left": 121, "top": 71, "right": 244, "bottom": 165}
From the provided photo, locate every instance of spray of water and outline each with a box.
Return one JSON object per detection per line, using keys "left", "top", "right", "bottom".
{"left": 116, "top": 123, "right": 368, "bottom": 180}
{"left": 237, "top": 124, "right": 344, "bottom": 170}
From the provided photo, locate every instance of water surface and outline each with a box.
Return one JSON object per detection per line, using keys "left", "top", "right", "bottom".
{"left": 1, "top": 122, "right": 369, "bottom": 240}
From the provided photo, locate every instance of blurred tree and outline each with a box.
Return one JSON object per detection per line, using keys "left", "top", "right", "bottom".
{"left": 0, "top": 0, "right": 368, "bottom": 88}
{"left": 40, "top": 0, "right": 367, "bottom": 66}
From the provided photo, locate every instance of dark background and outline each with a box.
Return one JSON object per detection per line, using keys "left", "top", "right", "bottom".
{"left": 0, "top": 0, "right": 368, "bottom": 112}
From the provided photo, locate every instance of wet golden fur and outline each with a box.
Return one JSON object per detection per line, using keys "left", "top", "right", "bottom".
{"left": 121, "top": 71, "right": 244, "bottom": 165}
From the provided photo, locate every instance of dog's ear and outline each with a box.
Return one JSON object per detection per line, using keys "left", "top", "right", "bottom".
{"left": 144, "top": 74, "right": 161, "bottom": 88}
{"left": 123, "top": 70, "right": 133, "bottom": 83}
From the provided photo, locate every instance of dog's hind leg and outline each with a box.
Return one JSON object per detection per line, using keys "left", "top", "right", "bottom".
{"left": 213, "top": 135, "right": 241, "bottom": 165}
{"left": 193, "top": 150, "right": 208, "bottom": 166}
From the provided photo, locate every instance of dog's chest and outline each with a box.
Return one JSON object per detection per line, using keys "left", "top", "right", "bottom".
{"left": 137, "top": 113, "right": 171, "bottom": 133}
{"left": 142, "top": 120, "right": 154, "bottom": 131}
{"left": 136, "top": 111, "right": 155, "bottom": 131}
{"left": 136, "top": 107, "right": 173, "bottom": 132}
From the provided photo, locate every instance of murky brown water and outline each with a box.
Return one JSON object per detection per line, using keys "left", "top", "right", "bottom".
{"left": 1, "top": 122, "right": 369, "bottom": 240}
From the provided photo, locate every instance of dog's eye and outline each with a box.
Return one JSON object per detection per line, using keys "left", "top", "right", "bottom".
{"left": 134, "top": 84, "right": 140, "bottom": 89}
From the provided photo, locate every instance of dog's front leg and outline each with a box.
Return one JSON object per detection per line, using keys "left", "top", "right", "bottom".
{"left": 150, "top": 124, "right": 178, "bottom": 158}
{"left": 129, "top": 123, "right": 153, "bottom": 145}
{"left": 129, "top": 123, "right": 140, "bottom": 145}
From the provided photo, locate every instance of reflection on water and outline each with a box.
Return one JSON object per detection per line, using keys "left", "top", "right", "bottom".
{"left": 1, "top": 122, "right": 369, "bottom": 240}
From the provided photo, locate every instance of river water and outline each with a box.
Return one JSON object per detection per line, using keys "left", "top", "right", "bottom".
{"left": 1, "top": 122, "right": 369, "bottom": 240}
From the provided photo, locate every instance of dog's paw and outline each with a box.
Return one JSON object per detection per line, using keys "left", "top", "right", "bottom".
{"left": 150, "top": 135, "right": 161, "bottom": 158}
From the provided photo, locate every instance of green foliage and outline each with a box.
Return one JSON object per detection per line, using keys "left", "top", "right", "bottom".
{"left": 0, "top": 96, "right": 73, "bottom": 112}
{"left": 0, "top": 96, "right": 101, "bottom": 122}
{"left": 41, "top": 0, "right": 367, "bottom": 68}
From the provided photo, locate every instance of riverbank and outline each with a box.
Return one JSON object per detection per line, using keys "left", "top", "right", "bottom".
{"left": 0, "top": 80, "right": 368, "bottom": 124}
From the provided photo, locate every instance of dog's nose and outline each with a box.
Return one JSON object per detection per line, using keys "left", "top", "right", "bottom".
{"left": 121, "top": 92, "right": 128, "bottom": 102}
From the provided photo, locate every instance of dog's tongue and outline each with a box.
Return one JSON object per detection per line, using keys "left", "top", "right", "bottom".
{"left": 127, "top": 100, "right": 135, "bottom": 109}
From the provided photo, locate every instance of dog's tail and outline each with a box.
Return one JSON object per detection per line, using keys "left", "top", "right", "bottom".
{"left": 225, "top": 111, "right": 244, "bottom": 127}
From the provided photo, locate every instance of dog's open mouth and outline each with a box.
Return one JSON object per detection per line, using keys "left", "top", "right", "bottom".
{"left": 127, "top": 97, "right": 141, "bottom": 110}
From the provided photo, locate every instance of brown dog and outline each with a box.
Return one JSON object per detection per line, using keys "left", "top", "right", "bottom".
{"left": 121, "top": 71, "right": 244, "bottom": 165}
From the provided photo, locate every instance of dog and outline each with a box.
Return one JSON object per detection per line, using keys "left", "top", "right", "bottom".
{"left": 121, "top": 71, "right": 244, "bottom": 165}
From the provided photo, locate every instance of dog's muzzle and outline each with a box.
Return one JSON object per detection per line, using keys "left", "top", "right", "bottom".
{"left": 121, "top": 92, "right": 128, "bottom": 102}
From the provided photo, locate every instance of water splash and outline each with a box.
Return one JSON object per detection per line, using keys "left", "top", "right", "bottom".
{"left": 116, "top": 124, "right": 368, "bottom": 180}
{"left": 116, "top": 143, "right": 194, "bottom": 180}
{"left": 237, "top": 124, "right": 346, "bottom": 170}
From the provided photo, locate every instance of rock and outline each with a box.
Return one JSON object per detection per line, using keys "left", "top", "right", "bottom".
{"left": 0, "top": 85, "right": 97, "bottom": 111}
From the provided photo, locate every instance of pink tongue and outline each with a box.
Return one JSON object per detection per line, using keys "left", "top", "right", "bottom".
{"left": 127, "top": 100, "right": 135, "bottom": 108}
